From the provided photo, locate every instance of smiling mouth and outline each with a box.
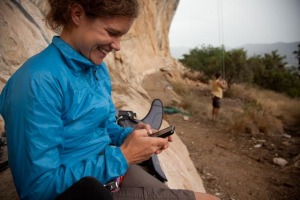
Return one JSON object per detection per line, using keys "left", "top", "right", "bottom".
{"left": 97, "top": 46, "right": 109, "bottom": 56}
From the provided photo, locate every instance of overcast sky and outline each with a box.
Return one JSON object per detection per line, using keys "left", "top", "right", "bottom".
{"left": 169, "top": 0, "right": 300, "bottom": 51}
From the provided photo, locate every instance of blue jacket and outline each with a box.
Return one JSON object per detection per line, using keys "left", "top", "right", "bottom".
{"left": 0, "top": 36, "right": 132, "bottom": 200}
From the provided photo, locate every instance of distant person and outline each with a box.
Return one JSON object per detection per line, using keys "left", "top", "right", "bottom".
{"left": 211, "top": 72, "right": 227, "bottom": 120}
{"left": 0, "top": 0, "right": 219, "bottom": 200}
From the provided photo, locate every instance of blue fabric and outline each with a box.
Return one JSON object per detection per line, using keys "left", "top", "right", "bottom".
{"left": 0, "top": 36, "right": 133, "bottom": 200}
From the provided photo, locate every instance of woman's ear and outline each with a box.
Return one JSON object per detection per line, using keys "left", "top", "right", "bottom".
{"left": 69, "top": 3, "right": 85, "bottom": 26}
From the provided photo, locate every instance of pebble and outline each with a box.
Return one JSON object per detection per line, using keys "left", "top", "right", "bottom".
{"left": 254, "top": 144, "right": 262, "bottom": 148}
{"left": 183, "top": 115, "right": 189, "bottom": 121}
{"left": 273, "top": 157, "right": 288, "bottom": 167}
{"left": 283, "top": 134, "right": 291, "bottom": 139}
{"left": 215, "top": 192, "right": 221, "bottom": 196}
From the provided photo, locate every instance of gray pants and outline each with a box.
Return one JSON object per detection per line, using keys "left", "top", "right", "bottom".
{"left": 112, "top": 165, "right": 195, "bottom": 200}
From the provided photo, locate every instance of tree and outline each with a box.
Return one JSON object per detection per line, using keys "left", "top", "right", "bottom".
{"left": 180, "top": 46, "right": 249, "bottom": 89}
{"left": 247, "top": 55, "right": 264, "bottom": 85}
{"left": 223, "top": 48, "right": 249, "bottom": 89}
{"left": 251, "top": 50, "right": 300, "bottom": 97}
{"left": 179, "top": 45, "right": 224, "bottom": 78}
{"left": 293, "top": 43, "right": 300, "bottom": 74}
{"left": 262, "top": 50, "right": 287, "bottom": 70}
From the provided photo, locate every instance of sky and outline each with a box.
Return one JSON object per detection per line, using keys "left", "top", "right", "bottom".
{"left": 169, "top": 0, "right": 300, "bottom": 57}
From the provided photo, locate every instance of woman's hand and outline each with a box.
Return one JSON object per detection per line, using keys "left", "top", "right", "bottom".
{"left": 155, "top": 135, "right": 173, "bottom": 154}
{"left": 120, "top": 124, "right": 171, "bottom": 165}
{"left": 132, "top": 122, "right": 153, "bottom": 135}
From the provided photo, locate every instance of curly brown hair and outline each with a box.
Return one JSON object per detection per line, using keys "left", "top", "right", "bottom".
{"left": 46, "top": 0, "right": 139, "bottom": 30}
{"left": 215, "top": 71, "right": 221, "bottom": 79}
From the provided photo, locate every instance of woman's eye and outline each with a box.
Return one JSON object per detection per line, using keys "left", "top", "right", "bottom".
{"left": 108, "top": 31, "right": 118, "bottom": 37}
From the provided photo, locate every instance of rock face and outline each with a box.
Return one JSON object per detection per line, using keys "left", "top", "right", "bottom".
{"left": 0, "top": 0, "right": 205, "bottom": 197}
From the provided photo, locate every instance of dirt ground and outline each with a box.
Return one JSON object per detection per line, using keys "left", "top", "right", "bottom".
{"left": 143, "top": 71, "right": 300, "bottom": 200}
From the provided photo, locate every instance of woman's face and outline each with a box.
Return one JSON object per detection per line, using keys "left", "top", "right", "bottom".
{"left": 63, "top": 8, "right": 134, "bottom": 65}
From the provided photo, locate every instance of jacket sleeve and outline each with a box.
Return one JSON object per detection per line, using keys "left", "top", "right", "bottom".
{"left": 105, "top": 99, "right": 133, "bottom": 146}
{"left": 9, "top": 73, "right": 128, "bottom": 200}
{"left": 99, "top": 62, "right": 133, "bottom": 146}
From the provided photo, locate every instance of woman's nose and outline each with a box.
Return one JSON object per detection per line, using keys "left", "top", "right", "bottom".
{"left": 111, "top": 38, "right": 121, "bottom": 51}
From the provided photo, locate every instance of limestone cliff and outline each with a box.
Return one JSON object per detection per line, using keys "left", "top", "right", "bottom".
{"left": 0, "top": 0, "right": 205, "bottom": 195}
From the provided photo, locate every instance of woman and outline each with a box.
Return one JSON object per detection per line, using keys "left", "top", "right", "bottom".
{"left": 0, "top": 0, "right": 219, "bottom": 199}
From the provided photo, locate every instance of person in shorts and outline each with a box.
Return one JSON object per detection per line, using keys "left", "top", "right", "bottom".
{"left": 211, "top": 72, "right": 227, "bottom": 120}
